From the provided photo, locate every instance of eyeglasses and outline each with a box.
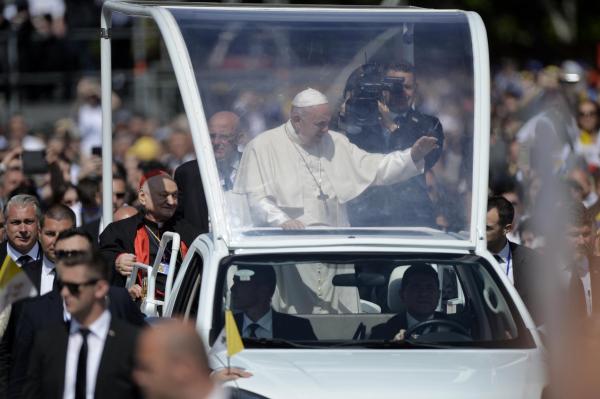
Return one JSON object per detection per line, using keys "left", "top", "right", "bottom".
{"left": 578, "top": 110, "right": 597, "bottom": 117}
{"left": 210, "top": 133, "right": 237, "bottom": 143}
{"left": 57, "top": 278, "right": 99, "bottom": 295}
{"left": 114, "top": 192, "right": 126, "bottom": 199}
{"left": 55, "top": 249, "right": 87, "bottom": 259}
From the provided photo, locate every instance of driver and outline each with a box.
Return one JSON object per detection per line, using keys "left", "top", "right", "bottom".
{"left": 370, "top": 264, "right": 463, "bottom": 340}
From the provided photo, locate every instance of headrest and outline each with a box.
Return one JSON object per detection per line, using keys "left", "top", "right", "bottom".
{"left": 387, "top": 265, "right": 410, "bottom": 313}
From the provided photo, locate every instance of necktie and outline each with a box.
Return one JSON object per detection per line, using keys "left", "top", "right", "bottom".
{"left": 247, "top": 323, "right": 260, "bottom": 338}
{"left": 51, "top": 268, "right": 59, "bottom": 291}
{"left": 75, "top": 328, "right": 90, "bottom": 399}
{"left": 17, "top": 255, "right": 32, "bottom": 266}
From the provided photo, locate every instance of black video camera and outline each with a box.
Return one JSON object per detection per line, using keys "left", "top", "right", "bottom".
{"left": 343, "top": 64, "right": 406, "bottom": 129}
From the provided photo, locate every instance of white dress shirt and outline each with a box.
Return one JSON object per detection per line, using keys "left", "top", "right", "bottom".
{"left": 495, "top": 241, "right": 514, "bottom": 285}
{"left": 6, "top": 241, "right": 41, "bottom": 266}
{"left": 39, "top": 256, "right": 56, "bottom": 295}
{"left": 63, "top": 310, "right": 111, "bottom": 399}
{"left": 242, "top": 309, "right": 273, "bottom": 339}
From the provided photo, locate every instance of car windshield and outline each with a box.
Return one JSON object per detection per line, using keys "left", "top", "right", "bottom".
{"left": 168, "top": 7, "right": 478, "bottom": 241}
{"left": 211, "top": 254, "right": 533, "bottom": 348}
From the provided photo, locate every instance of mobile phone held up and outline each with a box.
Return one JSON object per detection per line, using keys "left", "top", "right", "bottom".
{"left": 22, "top": 150, "right": 49, "bottom": 175}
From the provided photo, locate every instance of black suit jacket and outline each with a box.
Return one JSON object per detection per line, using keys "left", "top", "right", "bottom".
{"left": 370, "top": 311, "right": 459, "bottom": 340}
{"left": 174, "top": 160, "right": 209, "bottom": 234}
{"left": 508, "top": 241, "right": 545, "bottom": 324}
{"left": 9, "top": 287, "right": 145, "bottom": 399}
{"left": 99, "top": 212, "right": 198, "bottom": 286}
{"left": 22, "top": 316, "right": 141, "bottom": 399}
{"left": 0, "top": 251, "right": 43, "bottom": 399}
{"left": 234, "top": 310, "right": 317, "bottom": 341}
{"left": 83, "top": 218, "right": 102, "bottom": 245}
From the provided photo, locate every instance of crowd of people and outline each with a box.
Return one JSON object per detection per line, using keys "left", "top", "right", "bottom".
{"left": 0, "top": 14, "right": 600, "bottom": 391}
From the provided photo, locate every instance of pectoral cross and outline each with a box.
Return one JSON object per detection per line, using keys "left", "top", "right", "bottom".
{"left": 317, "top": 189, "right": 329, "bottom": 201}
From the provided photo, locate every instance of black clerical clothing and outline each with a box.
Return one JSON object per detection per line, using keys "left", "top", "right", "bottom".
{"left": 9, "top": 287, "right": 145, "bottom": 399}
{"left": 234, "top": 310, "right": 317, "bottom": 341}
{"left": 99, "top": 212, "right": 197, "bottom": 286}
{"left": 174, "top": 160, "right": 209, "bottom": 234}
{"left": 22, "top": 316, "right": 141, "bottom": 399}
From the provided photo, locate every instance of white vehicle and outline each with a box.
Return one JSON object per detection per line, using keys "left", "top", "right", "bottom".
{"left": 100, "top": 2, "right": 547, "bottom": 398}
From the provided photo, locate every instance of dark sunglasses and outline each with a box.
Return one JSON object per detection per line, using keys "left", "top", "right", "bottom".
{"left": 579, "top": 111, "right": 597, "bottom": 117}
{"left": 57, "top": 278, "right": 99, "bottom": 295}
{"left": 114, "top": 192, "right": 127, "bottom": 199}
{"left": 55, "top": 250, "right": 87, "bottom": 259}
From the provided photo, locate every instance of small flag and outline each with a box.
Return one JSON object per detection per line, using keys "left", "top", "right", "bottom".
{"left": 225, "top": 309, "right": 244, "bottom": 357}
{"left": 0, "top": 255, "right": 37, "bottom": 313}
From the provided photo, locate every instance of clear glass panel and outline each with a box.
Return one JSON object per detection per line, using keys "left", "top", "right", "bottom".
{"left": 170, "top": 7, "right": 475, "bottom": 240}
{"left": 211, "top": 254, "right": 531, "bottom": 348}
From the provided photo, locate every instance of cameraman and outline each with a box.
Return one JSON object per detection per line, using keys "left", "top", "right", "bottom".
{"left": 341, "top": 62, "right": 444, "bottom": 227}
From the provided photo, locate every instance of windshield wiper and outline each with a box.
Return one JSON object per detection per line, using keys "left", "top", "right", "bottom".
{"left": 243, "top": 337, "right": 321, "bottom": 349}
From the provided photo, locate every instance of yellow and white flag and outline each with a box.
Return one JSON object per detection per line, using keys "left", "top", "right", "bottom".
{"left": 225, "top": 309, "right": 244, "bottom": 357}
{"left": 0, "top": 255, "right": 37, "bottom": 313}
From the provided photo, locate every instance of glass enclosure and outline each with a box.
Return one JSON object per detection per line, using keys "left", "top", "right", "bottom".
{"left": 169, "top": 7, "right": 476, "bottom": 239}
{"left": 211, "top": 254, "right": 532, "bottom": 348}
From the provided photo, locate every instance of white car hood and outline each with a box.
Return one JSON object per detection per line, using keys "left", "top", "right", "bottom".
{"left": 214, "top": 349, "right": 546, "bottom": 399}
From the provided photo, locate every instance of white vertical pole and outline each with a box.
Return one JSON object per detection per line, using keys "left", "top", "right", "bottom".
{"left": 100, "top": 7, "right": 114, "bottom": 226}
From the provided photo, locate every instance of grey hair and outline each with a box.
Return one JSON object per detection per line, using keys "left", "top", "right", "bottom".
{"left": 4, "top": 194, "right": 42, "bottom": 221}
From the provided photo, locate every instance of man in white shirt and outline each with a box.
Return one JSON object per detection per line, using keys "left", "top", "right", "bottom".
{"left": 2, "top": 194, "right": 42, "bottom": 268}
{"left": 31, "top": 204, "right": 76, "bottom": 295}
{"left": 486, "top": 196, "right": 544, "bottom": 324}
{"left": 24, "top": 251, "right": 141, "bottom": 399}
{"left": 561, "top": 201, "right": 600, "bottom": 320}
{"left": 230, "top": 265, "right": 316, "bottom": 341}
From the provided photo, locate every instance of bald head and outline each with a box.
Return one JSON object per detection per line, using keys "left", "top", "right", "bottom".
{"left": 135, "top": 320, "right": 212, "bottom": 399}
{"left": 144, "top": 320, "right": 209, "bottom": 370}
{"left": 209, "top": 111, "right": 240, "bottom": 161}
{"left": 113, "top": 205, "right": 139, "bottom": 222}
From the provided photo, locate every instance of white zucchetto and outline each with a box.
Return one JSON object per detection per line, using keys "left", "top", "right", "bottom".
{"left": 291, "top": 88, "right": 329, "bottom": 108}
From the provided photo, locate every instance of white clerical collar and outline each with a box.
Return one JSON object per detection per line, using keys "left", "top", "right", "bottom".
{"left": 243, "top": 308, "right": 273, "bottom": 335}
{"left": 69, "top": 309, "right": 111, "bottom": 340}
{"left": 6, "top": 241, "right": 40, "bottom": 265}
{"left": 284, "top": 120, "right": 302, "bottom": 145}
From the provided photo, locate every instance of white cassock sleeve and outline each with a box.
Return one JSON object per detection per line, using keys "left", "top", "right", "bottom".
{"left": 249, "top": 195, "right": 290, "bottom": 227}
{"left": 373, "top": 148, "right": 425, "bottom": 186}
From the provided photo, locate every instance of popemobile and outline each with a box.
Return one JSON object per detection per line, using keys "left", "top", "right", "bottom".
{"left": 99, "top": 2, "right": 547, "bottom": 398}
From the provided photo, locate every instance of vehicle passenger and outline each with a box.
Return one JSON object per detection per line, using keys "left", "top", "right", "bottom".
{"left": 231, "top": 265, "right": 317, "bottom": 341}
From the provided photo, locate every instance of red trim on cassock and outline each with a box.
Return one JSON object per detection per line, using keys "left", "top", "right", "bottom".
{"left": 133, "top": 224, "right": 188, "bottom": 299}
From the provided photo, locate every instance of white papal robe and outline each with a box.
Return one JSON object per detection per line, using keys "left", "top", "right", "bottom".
{"left": 233, "top": 121, "right": 424, "bottom": 314}
{"left": 234, "top": 120, "right": 424, "bottom": 227}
